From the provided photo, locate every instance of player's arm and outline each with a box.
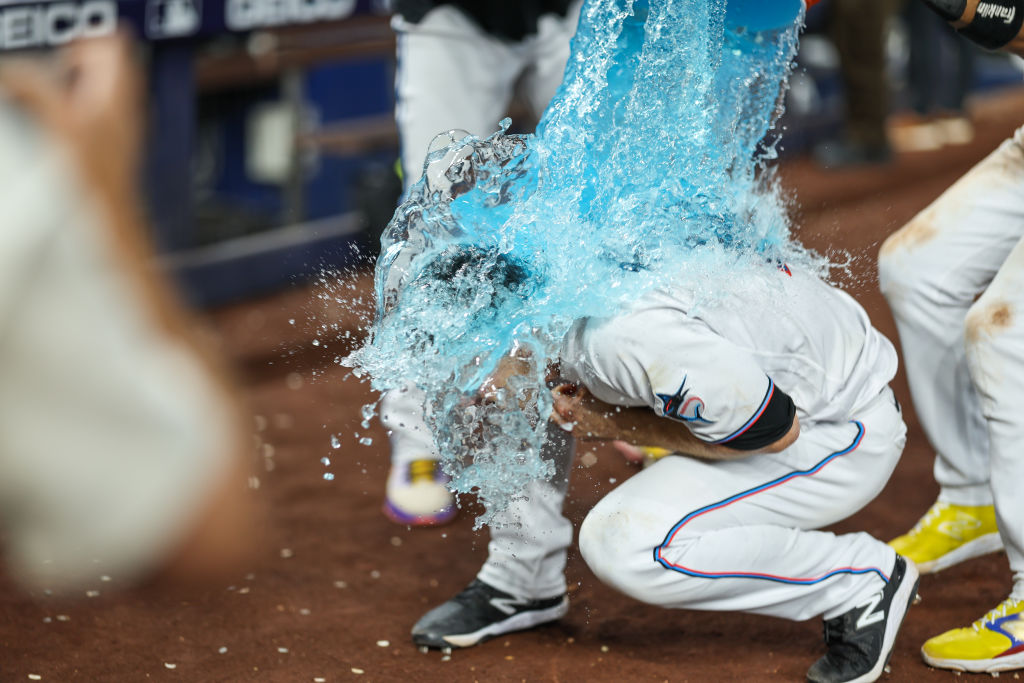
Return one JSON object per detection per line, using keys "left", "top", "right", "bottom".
{"left": 920, "top": 0, "right": 1024, "bottom": 55}
{"left": 0, "top": 36, "right": 260, "bottom": 591}
{"left": 550, "top": 383, "right": 800, "bottom": 461}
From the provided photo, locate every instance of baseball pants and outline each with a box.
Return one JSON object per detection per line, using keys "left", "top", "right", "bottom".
{"left": 578, "top": 387, "right": 904, "bottom": 621}
{"left": 393, "top": 2, "right": 579, "bottom": 193}
{"left": 879, "top": 125, "right": 1024, "bottom": 599}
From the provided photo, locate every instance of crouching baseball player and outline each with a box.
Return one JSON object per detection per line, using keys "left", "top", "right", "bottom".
{"left": 412, "top": 253, "right": 918, "bottom": 683}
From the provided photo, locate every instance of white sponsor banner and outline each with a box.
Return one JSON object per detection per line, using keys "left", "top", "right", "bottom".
{"left": 225, "top": 0, "right": 354, "bottom": 30}
{"left": 0, "top": 0, "right": 115, "bottom": 49}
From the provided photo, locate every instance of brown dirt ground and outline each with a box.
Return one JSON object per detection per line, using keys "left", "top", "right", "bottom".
{"left": 4, "top": 88, "right": 1024, "bottom": 683}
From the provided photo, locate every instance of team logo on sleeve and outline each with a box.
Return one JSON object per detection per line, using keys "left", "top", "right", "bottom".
{"left": 657, "top": 377, "right": 713, "bottom": 424}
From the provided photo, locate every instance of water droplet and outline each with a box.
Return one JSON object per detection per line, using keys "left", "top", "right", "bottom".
{"left": 288, "top": 319, "right": 295, "bottom": 325}
{"left": 320, "top": 456, "right": 331, "bottom": 466}
{"left": 323, "top": 473, "right": 335, "bottom": 481}
{"left": 218, "top": 646, "right": 228, "bottom": 654}
{"left": 277, "top": 647, "right": 289, "bottom": 654}
{"left": 330, "top": 435, "right": 341, "bottom": 449}
{"left": 55, "top": 615, "right": 70, "bottom": 622}
{"left": 370, "top": 570, "right": 381, "bottom": 579}
{"left": 85, "top": 590, "right": 99, "bottom": 598}
{"left": 164, "top": 663, "right": 177, "bottom": 670}
{"left": 376, "top": 640, "right": 390, "bottom": 647}
{"left": 312, "top": 339, "right": 320, "bottom": 346}
{"left": 359, "top": 437, "right": 373, "bottom": 446}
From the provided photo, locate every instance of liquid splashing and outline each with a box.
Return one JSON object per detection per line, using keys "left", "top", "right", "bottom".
{"left": 347, "top": 0, "right": 822, "bottom": 524}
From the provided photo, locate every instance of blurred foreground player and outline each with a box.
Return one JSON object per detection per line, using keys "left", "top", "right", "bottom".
{"left": 0, "top": 36, "right": 257, "bottom": 593}
{"left": 381, "top": 0, "right": 580, "bottom": 525}
{"left": 411, "top": 248, "right": 918, "bottom": 683}
{"left": 880, "top": 0, "right": 1024, "bottom": 672}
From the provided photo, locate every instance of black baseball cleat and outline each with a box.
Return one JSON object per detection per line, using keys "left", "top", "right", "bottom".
{"left": 411, "top": 579, "right": 569, "bottom": 649}
{"left": 806, "top": 555, "right": 920, "bottom": 683}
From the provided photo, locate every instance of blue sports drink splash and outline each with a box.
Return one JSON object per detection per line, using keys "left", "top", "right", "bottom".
{"left": 348, "top": 0, "right": 820, "bottom": 523}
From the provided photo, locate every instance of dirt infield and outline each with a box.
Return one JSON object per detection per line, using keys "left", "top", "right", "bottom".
{"left": 3, "top": 89, "right": 1024, "bottom": 682}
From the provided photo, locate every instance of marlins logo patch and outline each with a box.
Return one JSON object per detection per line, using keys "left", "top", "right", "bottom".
{"left": 657, "top": 377, "right": 712, "bottom": 424}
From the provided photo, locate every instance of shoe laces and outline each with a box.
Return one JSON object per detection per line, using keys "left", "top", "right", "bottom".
{"left": 908, "top": 502, "right": 950, "bottom": 536}
{"left": 974, "top": 598, "right": 1023, "bottom": 632}
{"left": 408, "top": 458, "right": 439, "bottom": 484}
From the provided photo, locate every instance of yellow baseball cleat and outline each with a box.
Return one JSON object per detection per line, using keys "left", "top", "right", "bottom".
{"left": 888, "top": 501, "right": 1002, "bottom": 573}
{"left": 922, "top": 598, "right": 1024, "bottom": 673}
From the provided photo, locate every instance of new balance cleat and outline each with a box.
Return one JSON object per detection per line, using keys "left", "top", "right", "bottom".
{"left": 922, "top": 597, "right": 1024, "bottom": 673}
{"left": 807, "top": 555, "right": 920, "bottom": 683}
{"left": 411, "top": 579, "right": 569, "bottom": 649}
{"left": 888, "top": 501, "right": 1002, "bottom": 573}
{"left": 383, "top": 457, "right": 456, "bottom": 526}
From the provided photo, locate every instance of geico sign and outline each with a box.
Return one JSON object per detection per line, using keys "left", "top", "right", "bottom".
{"left": 0, "top": 1, "right": 116, "bottom": 50}
{"left": 226, "top": 0, "right": 355, "bottom": 30}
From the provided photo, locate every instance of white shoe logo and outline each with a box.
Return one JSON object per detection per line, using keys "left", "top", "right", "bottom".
{"left": 856, "top": 593, "right": 885, "bottom": 630}
{"left": 490, "top": 596, "right": 528, "bottom": 616}
{"left": 937, "top": 515, "right": 982, "bottom": 541}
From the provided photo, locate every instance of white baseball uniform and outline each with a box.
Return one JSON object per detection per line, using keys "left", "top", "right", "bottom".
{"left": 878, "top": 125, "right": 1024, "bottom": 600}
{"left": 383, "top": 2, "right": 580, "bottom": 478}
{"left": 475, "top": 264, "right": 907, "bottom": 622}
{"left": 0, "top": 101, "right": 236, "bottom": 592}
{"left": 557, "top": 266, "right": 905, "bottom": 620}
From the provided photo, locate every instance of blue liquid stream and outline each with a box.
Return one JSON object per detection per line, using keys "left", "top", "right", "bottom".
{"left": 348, "top": 0, "right": 820, "bottom": 522}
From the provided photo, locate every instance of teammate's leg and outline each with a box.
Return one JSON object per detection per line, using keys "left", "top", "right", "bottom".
{"left": 411, "top": 424, "right": 575, "bottom": 648}
{"left": 878, "top": 129, "right": 1024, "bottom": 571}
{"left": 385, "top": 8, "right": 529, "bottom": 523}
{"left": 922, "top": 235, "right": 1024, "bottom": 673}
{"left": 379, "top": 383, "right": 454, "bottom": 525}
{"left": 518, "top": 1, "right": 581, "bottom": 119}
{"left": 393, "top": 6, "right": 523, "bottom": 192}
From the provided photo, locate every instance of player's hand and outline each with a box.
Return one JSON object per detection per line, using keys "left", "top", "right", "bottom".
{"left": 476, "top": 345, "right": 535, "bottom": 406}
{"left": 0, "top": 34, "right": 143, "bottom": 213}
{"left": 550, "top": 383, "right": 620, "bottom": 439}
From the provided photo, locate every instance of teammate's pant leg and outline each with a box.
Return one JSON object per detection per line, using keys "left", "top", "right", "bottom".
{"left": 518, "top": 1, "right": 581, "bottom": 117}
{"left": 878, "top": 128, "right": 1024, "bottom": 506}
{"left": 964, "top": 234, "right": 1024, "bottom": 599}
{"left": 393, "top": 7, "right": 525, "bottom": 192}
{"left": 579, "top": 390, "right": 904, "bottom": 621}
{"left": 380, "top": 383, "right": 439, "bottom": 464}
{"left": 477, "top": 424, "right": 575, "bottom": 600}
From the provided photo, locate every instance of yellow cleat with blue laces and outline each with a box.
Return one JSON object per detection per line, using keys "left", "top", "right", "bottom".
{"left": 923, "top": 598, "right": 1024, "bottom": 673}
